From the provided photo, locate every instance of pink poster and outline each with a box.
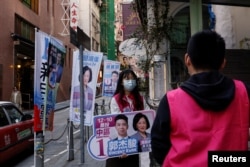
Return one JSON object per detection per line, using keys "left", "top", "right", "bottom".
{"left": 87, "top": 110, "right": 155, "bottom": 161}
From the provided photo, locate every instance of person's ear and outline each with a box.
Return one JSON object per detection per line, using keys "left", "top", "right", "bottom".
{"left": 220, "top": 58, "right": 226, "bottom": 70}
{"left": 185, "top": 53, "right": 194, "bottom": 75}
{"left": 184, "top": 53, "right": 191, "bottom": 67}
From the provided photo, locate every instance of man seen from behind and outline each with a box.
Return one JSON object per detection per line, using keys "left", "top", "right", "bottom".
{"left": 151, "top": 30, "right": 250, "bottom": 167}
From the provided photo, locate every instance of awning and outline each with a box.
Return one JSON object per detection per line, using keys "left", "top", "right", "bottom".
{"left": 11, "top": 33, "right": 34, "bottom": 59}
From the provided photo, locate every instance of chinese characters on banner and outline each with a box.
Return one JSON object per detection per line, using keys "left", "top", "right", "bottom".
{"left": 69, "top": 50, "right": 103, "bottom": 126}
{"left": 87, "top": 110, "right": 155, "bottom": 161}
{"left": 102, "top": 60, "right": 120, "bottom": 97}
{"left": 122, "top": 3, "right": 141, "bottom": 40}
{"left": 70, "top": 0, "right": 79, "bottom": 31}
{"left": 34, "top": 30, "right": 66, "bottom": 132}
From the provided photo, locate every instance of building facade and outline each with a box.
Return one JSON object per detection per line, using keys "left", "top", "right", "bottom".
{"left": 169, "top": 1, "right": 250, "bottom": 87}
{"left": 0, "top": 0, "right": 101, "bottom": 109}
{"left": 132, "top": 0, "right": 250, "bottom": 104}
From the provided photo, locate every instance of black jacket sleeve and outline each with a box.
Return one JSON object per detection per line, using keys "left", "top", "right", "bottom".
{"left": 151, "top": 95, "right": 171, "bottom": 165}
{"left": 243, "top": 82, "right": 250, "bottom": 98}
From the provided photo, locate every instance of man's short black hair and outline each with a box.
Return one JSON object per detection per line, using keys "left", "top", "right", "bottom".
{"left": 112, "top": 71, "right": 119, "bottom": 76}
{"left": 115, "top": 114, "right": 128, "bottom": 124}
{"left": 187, "top": 30, "right": 225, "bottom": 70}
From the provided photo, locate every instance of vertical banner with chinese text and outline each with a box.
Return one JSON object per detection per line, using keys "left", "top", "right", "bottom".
{"left": 102, "top": 60, "right": 120, "bottom": 97}
{"left": 70, "top": 50, "right": 103, "bottom": 126}
{"left": 34, "top": 30, "right": 66, "bottom": 132}
{"left": 122, "top": 3, "right": 141, "bottom": 40}
{"left": 46, "top": 38, "right": 66, "bottom": 131}
{"left": 70, "top": 0, "right": 79, "bottom": 31}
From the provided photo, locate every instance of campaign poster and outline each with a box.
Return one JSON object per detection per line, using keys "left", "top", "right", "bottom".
{"left": 87, "top": 110, "right": 155, "bottom": 161}
{"left": 102, "top": 60, "right": 120, "bottom": 97}
{"left": 46, "top": 39, "right": 66, "bottom": 131}
{"left": 69, "top": 50, "right": 103, "bottom": 126}
{"left": 34, "top": 30, "right": 66, "bottom": 132}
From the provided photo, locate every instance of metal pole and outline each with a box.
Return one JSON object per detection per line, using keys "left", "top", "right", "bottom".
{"left": 79, "top": 45, "right": 85, "bottom": 163}
{"left": 67, "top": 119, "right": 74, "bottom": 161}
{"left": 102, "top": 99, "right": 105, "bottom": 115}
{"left": 35, "top": 73, "right": 49, "bottom": 167}
{"left": 34, "top": 132, "right": 44, "bottom": 167}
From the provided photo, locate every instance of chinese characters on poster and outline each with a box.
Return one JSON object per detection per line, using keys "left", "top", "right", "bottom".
{"left": 87, "top": 110, "right": 155, "bottom": 160}
{"left": 69, "top": 50, "right": 103, "bottom": 126}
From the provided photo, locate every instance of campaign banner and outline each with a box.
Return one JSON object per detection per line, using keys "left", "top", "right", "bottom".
{"left": 87, "top": 110, "right": 155, "bottom": 161}
{"left": 122, "top": 3, "right": 141, "bottom": 40}
{"left": 102, "top": 60, "right": 120, "bottom": 97}
{"left": 46, "top": 39, "right": 66, "bottom": 131}
{"left": 70, "top": 50, "right": 103, "bottom": 126}
{"left": 34, "top": 30, "right": 65, "bottom": 132}
{"left": 70, "top": 0, "right": 79, "bottom": 31}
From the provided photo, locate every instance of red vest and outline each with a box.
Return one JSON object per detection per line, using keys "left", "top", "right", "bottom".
{"left": 163, "top": 80, "right": 250, "bottom": 167}
{"left": 113, "top": 94, "right": 143, "bottom": 112}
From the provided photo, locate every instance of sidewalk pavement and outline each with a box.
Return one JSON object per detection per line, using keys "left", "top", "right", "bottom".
{"left": 23, "top": 96, "right": 112, "bottom": 114}
{"left": 22, "top": 96, "right": 111, "bottom": 167}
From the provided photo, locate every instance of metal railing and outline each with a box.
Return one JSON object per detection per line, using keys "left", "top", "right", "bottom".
{"left": 94, "top": 99, "right": 110, "bottom": 115}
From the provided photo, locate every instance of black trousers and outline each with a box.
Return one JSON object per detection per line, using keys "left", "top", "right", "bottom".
{"left": 105, "top": 154, "right": 139, "bottom": 167}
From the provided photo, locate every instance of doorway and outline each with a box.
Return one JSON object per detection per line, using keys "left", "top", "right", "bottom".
{"left": 14, "top": 40, "right": 34, "bottom": 110}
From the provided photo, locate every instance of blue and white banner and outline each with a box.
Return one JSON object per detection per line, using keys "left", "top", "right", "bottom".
{"left": 34, "top": 30, "right": 66, "bottom": 132}
{"left": 70, "top": 50, "right": 103, "bottom": 126}
{"left": 102, "top": 60, "right": 120, "bottom": 97}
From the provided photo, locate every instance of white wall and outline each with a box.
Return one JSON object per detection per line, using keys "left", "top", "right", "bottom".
{"left": 79, "top": 0, "right": 90, "bottom": 35}
{"left": 214, "top": 5, "right": 250, "bottom": 49}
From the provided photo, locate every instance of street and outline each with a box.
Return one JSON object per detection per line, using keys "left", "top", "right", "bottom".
{"left": 12, "top": 107, "right": 106, "bottom": 167}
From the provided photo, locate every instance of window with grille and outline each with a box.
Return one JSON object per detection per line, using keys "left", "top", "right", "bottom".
{"left": 15, "top": 15, "right": 36, "bottom": 42}
{"left": 20, "top": 0, "right": 39, "bottom": 14}
{"left": 92, "top": 14, "right": 100, "bottom": 35}
{"left": 92, "top": 38, "right": 99, "bottom": 51}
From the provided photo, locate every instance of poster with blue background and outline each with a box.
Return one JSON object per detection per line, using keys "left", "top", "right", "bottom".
{"left": 34, "top": 30, "right": 65, "bottom": 131}
{"left": 102, "top": 60, "right": 120, "bottom": 97}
